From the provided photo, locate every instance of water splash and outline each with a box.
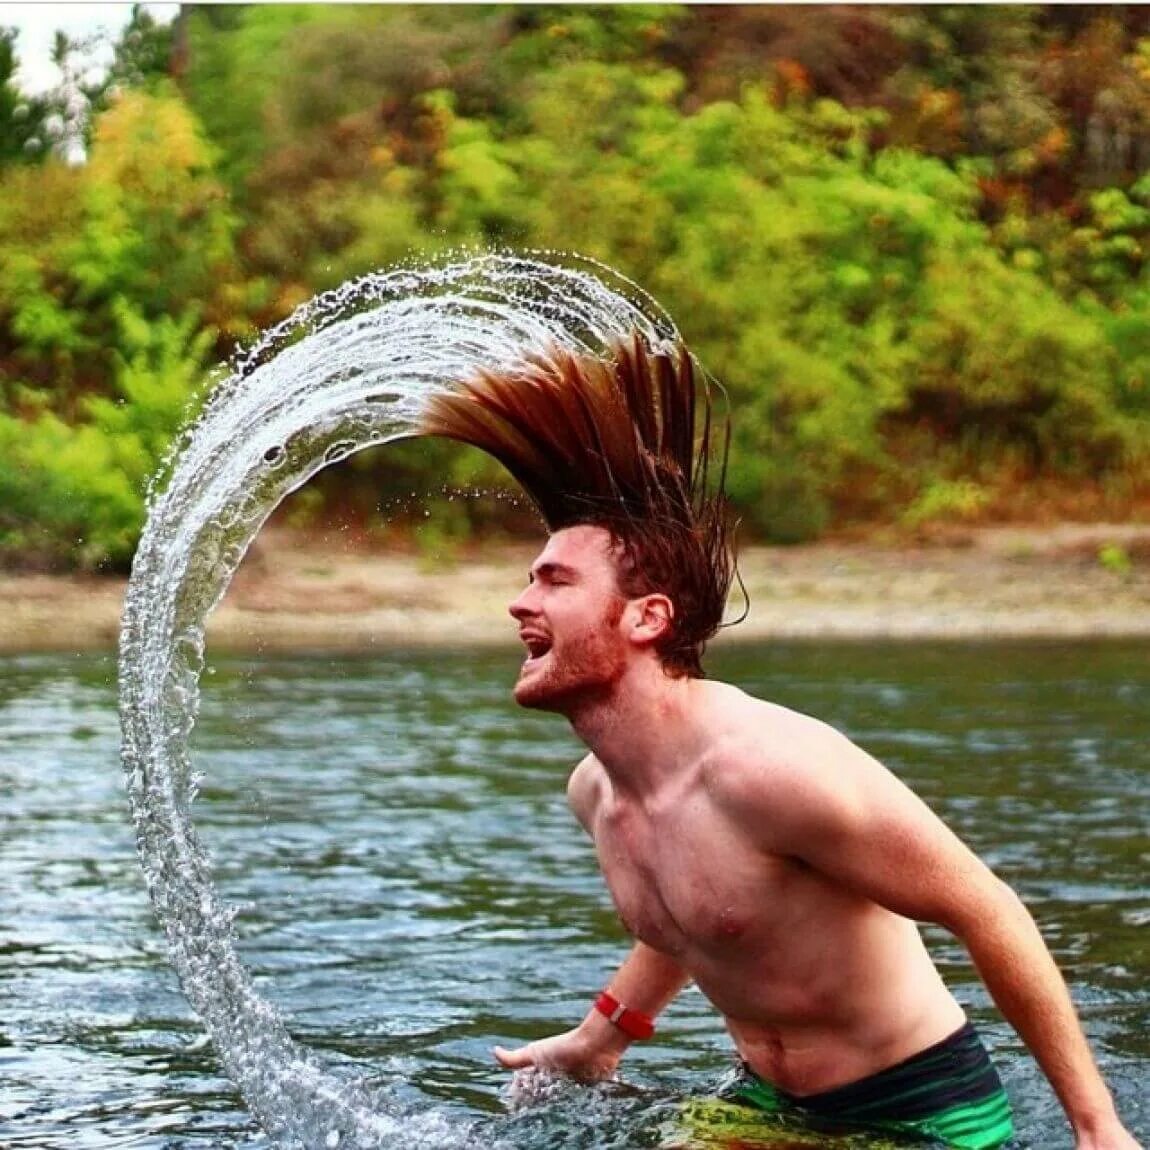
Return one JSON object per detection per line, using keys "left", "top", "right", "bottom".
{"left": 117, "top": 250, "right": 678, "bottom": 1148}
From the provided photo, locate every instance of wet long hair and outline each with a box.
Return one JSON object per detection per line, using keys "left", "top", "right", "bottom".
{"left": 418, "top": 334, "right": 736, "bottom": 677}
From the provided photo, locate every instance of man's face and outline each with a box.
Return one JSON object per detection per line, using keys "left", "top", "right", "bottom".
{"left": 507, "top": 525, "right": 630, "bottom": 714}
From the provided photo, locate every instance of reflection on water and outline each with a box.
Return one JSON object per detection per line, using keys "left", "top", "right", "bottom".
{"left": 1, "top": 641, "right": 1147, "bottom": 1147}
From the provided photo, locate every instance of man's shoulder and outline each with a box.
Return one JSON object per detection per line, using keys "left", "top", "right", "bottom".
{"left": 567, "top": 753, "right": 606, "bottom": 828}
{"left": 700, "top": 692, "right": 866, "bottom": 810}
{"left": 701, "top": 682, "right": 843, "bottom": 760}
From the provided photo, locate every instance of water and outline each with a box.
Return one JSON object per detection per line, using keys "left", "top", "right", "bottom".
{"left": 3, "top": 641, "right": 1148, "bottom": 1148}
{"left": 116, "top": 251, "right": 680, "bottom": 1147}
{"left": 73, "top": 250, "right": 1148, "bottom": 1145}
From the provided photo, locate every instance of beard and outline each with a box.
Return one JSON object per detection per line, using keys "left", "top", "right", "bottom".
{"left": 513, "top": 600, "right": 627, "bottom": 715}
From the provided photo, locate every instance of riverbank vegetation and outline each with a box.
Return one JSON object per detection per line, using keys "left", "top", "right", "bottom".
{"left": 2, "top": 5, "right": 1149, "bottom": 569}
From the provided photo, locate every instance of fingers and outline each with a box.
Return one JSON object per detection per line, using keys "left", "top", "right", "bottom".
{"left": 492, "top": 1043, "right": 536, "bottom": 1069}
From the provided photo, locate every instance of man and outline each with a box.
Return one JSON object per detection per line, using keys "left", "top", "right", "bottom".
{"left": 418, "top": 335, "right": 1140, "bottom": 1149}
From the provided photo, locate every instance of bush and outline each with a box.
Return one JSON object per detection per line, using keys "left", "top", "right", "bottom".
{"left": 0, "top": 306, "right": 213, "bottom": 570}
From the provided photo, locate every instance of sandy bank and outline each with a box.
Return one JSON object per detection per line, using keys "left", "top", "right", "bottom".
{"left": 3, "top": 524, "right": 1149, "bottom": 655}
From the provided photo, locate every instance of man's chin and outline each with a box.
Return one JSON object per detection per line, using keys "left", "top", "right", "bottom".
{"left": 513, "top": 672, "right": 563, "bottom": 712}
{"left": 513, "top": 660, "right": 581, "bottom": 713}
{"left": 513, "top": 665, "right": 616, "bottom": 715}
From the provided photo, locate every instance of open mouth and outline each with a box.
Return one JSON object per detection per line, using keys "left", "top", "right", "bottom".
{"left": 520, "top": 633, "right": 552, "bottom": 664}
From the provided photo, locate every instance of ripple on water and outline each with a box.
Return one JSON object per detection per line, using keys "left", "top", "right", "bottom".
{"left": 116, "top": 252, "right": 681, "bottom": 1147}
{"left": 3, "top": 644, "right": 1149, "bottom": 1145}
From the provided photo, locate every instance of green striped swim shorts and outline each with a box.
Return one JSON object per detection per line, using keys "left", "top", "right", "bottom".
{"left": 721, "top": 1021, "right": 1015, "bottom": 1149}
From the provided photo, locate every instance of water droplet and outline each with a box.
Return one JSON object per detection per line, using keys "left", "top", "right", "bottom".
{"left": 324, "top": 441, "right": 355, "bottom": 464}
{"left": 118, "top": 250, "right": 678, "bottom": 1144}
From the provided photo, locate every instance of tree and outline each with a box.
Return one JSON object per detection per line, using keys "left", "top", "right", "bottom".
{"left": 0, "top": 26, "right": 45, "bottom": 166}
{"left": 0, "top": 88, "right": 246, "bottom": 404}
{"left": 106, "top": 3, "right": 175, "bottom": 92}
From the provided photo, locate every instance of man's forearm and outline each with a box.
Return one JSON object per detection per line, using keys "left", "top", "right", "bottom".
{"left": 492, "top": 940, "right": 690, "bottom": 1078}
{"left": 958, "top": 880, "right": 1122, "bottom": 1137}
{"left": 602, "top": 940, "right": 692, "bottom": 1019}
{"left": 576, "top": 940, "right": 692, "bottom": 1050}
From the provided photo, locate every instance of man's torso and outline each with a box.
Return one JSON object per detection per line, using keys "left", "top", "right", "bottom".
{"left": 580, "top": 687, "right": 967, "bottom": 1095}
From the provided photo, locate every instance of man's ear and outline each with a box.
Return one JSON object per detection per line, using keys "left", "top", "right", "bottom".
{"left": 629, "top": 594, "right": 675, "bottom": 649}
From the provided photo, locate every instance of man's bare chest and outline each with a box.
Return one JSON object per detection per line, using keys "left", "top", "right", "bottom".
{"left": 593, "top": 801, "right": 808, "bottom": 959}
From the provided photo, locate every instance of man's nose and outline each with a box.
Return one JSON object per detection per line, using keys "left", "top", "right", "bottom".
{"left": 508, "top": 585, "right": 535, "bottom": 621}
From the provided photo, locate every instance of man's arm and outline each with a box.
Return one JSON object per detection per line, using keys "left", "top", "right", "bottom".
{"left": 722, "top": 724, "right": 1140, "bottom": 1150}
{"left": 493, "top": 940, "right": 690, "bottom": 1079}
{"left": 494, "top": 756, "right": 690, "bottom": 1078}
{"left": 942, "top": 877, "right": 1139, "bottom": 1150}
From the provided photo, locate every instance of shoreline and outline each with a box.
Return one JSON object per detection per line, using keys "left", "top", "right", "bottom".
{"left": 3, "top": 524, "right": 1149, "bottom": 655}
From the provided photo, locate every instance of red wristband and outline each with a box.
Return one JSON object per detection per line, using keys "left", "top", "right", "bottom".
{"left": 594, "top": 991, "right": 656, "bottom": 1040}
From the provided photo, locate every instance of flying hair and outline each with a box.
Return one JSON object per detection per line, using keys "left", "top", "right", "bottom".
{"left": 418, "top": 334, "right": 738, "bottom": 677}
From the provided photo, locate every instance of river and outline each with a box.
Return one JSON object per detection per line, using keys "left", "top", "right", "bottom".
{"left": 2, "top": 640, "right": 1147, "bottom": 1147}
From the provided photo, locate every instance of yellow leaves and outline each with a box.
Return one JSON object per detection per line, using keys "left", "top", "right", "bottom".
{"left": 369, "top": 143, "right": 396, "bottom": 170}
{"left": 1132, "top": 38, "right": 1150, "bottom": 84}
{"left": 273, "top": 282, "right": 314, "bottom": 318}
{"left": 1037, "top": 125, "right": 1070, "bottom": 164}
{"left": 891, "top": 84, "right": 965, "bottom": 155}
{"left": 88, "top": 89, "right": 216, "bottom": 198}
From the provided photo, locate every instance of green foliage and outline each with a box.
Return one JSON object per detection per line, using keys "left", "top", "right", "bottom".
{"left": 497, "top": 5, "right": 687, "bottom": 74}
{"left": 901, "top": 479, "right": 990, "bottom": 529}
{"left": 0, "top": 27, "right": 34, "bottom": 165}
{"left": 1098, "top": 542, "right": 1133, "bottom": 577}
{"left": 3, "top": 4, "right": 1150, "bottom": 570}
{"left": 1096, "top": 289, "right": 1150, "bottom": 425}
{"left": 0, "top": 87, "right": 246, "bottom": 405}
{"left": 106, "top": 3, "right": 175, "bottom": 91}
{"left": 429, "top": 90, "right": 524, "bottom": 242}
{"left": 182, "top": 4, "right": 332, "bottom": 193}
{"left": 523, "top": 81, "right": 1133, "bottom": 535}
{"left": 84, "top": 89, "right": 241, "bottom": 312}
{"left": 0, "top": 307, "right": 214, "bottom": 570}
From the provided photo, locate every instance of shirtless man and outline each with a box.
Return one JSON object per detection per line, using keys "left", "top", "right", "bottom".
{"left": 489, "top": 524, "right": 1141, "bottom": 1149}
{"left": 418, "top": 335, "right": 1141, "bottom": 1149}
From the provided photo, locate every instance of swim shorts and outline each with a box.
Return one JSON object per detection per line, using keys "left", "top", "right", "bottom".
{"left": 720, "top": 1021, "right": 1015, "bottom": 1149}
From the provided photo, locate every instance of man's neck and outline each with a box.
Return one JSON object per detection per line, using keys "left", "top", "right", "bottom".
{"left": 567, "top": 666, "right": 704, "bottom": 798}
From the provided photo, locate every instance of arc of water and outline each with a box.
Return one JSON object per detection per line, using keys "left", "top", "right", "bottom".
{"left": 118, "top": 251, "right": 677, "bottom": 1148}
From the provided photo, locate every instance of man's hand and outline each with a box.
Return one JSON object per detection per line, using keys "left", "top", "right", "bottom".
{"left": 494, "top": 943, "right": 686, "bottom": 1088}
{"left": 1075, "top": 1118, "right": 1145, "bottom": 1150}
{"left": 493, "top": 1019, "right": 630, "bottom": 1082}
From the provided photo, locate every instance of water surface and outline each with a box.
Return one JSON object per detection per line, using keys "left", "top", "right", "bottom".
{"left": 2, "top": 640, "right": 1147, "bottom": 1147}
